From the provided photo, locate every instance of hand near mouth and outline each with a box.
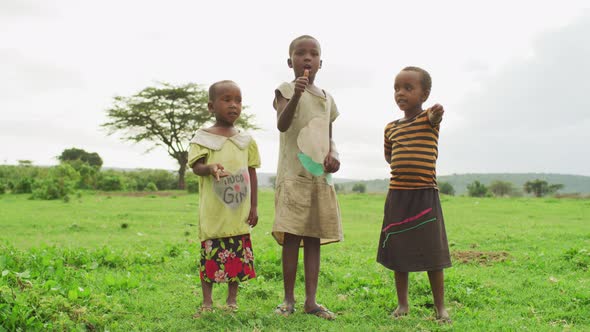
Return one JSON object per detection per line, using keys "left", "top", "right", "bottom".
{"left": 294, "top": 69, "right": 310, "bottom": 97}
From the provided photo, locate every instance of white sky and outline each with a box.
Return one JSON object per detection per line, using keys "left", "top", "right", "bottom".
{"left": 1, "top": 0, "right": 589, "bottom": 179}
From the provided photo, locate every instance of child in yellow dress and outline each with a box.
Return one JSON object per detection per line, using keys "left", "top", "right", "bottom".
{"left": 188, "top": 80, "right": 260, "bottom": 315}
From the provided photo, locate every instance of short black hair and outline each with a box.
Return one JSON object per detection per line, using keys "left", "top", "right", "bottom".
{"left": 402, "top": 66, "right": 432, "bottom": 93}
{"left": 208, "top": 80, "right": 238, "bottom": 102}
{"left": 288, "top": 35, "right": 321, "bottom": 57}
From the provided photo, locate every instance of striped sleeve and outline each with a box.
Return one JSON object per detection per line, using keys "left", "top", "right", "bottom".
{"left": 384, "top": 122, "right": 394, "bottom": 164}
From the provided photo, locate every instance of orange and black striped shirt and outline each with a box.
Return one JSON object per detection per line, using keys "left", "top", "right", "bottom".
{"left": 384, "top": 110, "right": 440, "bottom": 190}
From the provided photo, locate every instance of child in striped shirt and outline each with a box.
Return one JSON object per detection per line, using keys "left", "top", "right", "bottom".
{"left": 377, "top": 66, "right": 452, "bottom": 323}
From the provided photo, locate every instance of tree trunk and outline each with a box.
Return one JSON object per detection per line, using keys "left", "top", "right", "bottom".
{"left": 177, "top": 151, "right": 189, "bottom": 190}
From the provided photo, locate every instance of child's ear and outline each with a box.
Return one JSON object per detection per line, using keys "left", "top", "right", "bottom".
{"left": 287, "top": 58, "right": 293, "bottom": 68}
{"left": 207, "top": 101, "right": 214, "bottom": 113}
{"left": 422, "top": 89, "right": 431, "bottom": 102}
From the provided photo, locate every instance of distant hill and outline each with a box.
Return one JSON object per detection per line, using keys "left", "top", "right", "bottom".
{"left": 259, "top": 173, "right": 590, "bottom": 195}
{"left": 437, "top": 173, "right": 590, "bottom": 195}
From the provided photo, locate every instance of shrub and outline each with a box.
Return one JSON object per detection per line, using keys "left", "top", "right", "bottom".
{"left": 0, "top": 182, "right": 6, "bottom": 194}
{"left": 31, "top": 179, "right": 69, "bottom": 200}
{"left": 439, "top": 181, "right": 455, "bottom": 195}
{"left": 186, "top": 176, "right": 199, "bottom": 193}
{"left": 30, "top": 164, "right": 79, "bottom": 200}
{"left": 145, "top": 182, "right": 158, "bottom": 191}
{"left": 14, "top": 177, "right": 34, "bottom": 194}
{"left": 467, "top": 180, "right": 488, "bottom": 197}
{"left": 127, "top": 169, "right": 177, "bottom": 191}
{"left": 97, "top": 175, "right": 124, "bottom": 191}
{"left": 76, "top": 163, "right": 99, "bottom": 189}
{"left": 352, "top": 183, "right": 367, "bottom": 193}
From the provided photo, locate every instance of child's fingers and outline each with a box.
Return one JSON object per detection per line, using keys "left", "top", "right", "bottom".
{"left": 212, "top": 167, "right": 222, "bottom": 181}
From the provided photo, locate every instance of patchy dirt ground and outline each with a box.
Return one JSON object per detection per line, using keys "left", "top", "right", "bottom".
{"left": 451, "top": 250, "right": 510, "bottom": 265}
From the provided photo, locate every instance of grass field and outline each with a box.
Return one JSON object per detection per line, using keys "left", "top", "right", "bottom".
{"left": 1, "top": 191, "right": 589, "bottom": 331}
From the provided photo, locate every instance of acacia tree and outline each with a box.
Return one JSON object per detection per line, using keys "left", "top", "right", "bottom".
{"left": 489, "top": 180, "right": 514, "bottom": 197}
{"left": 524, "top": 179, "right": 564, "bottom": 197}
{"left": 102, "top": 82, "right": 257, "bottom": 189}
{"left": 352, "top": 183, "right": 367, "bottom": 193}
{"left": 467, "top": 180, "right": 488, "bottom": 197}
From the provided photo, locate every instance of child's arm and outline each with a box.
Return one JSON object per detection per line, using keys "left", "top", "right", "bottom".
{"left": 191, "top": 158, "right": 229, "bottom": 181}
{"left": 323, "top": 123, "right": 340, "bottom": 173}
{"left": 384, "top": 126, "right": 392, "bottom": 164}
{"left": 247, "top": 167, "right": 258, "bottom": 227}
{"left": 427, "top": 103, "right": 445, "bottom": 126}
{"left": 276, "top": 70, "right": 309, "bottom": 132}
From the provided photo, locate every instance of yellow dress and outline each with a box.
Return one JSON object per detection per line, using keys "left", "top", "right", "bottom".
{"left": 272, "top": 82, "right": 343, "bottom": 246}
{"left": 187, "top": 129, "right": 261, "bottom": 242}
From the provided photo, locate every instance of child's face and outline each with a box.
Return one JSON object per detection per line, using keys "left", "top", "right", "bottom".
{"left": 288, "top": 38, "right": 322, "bottom": 78}
{"left": 209, "top": 83, "right": 242, "bottom": 125}
{"left": 394, "top": 70, "right": 427, "bottom": 112}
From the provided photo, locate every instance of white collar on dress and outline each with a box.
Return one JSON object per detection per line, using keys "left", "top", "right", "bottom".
{"left": 190, "top": 129, "right": 252, "bottom": 151}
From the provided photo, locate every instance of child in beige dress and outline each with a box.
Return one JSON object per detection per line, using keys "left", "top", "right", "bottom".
{"left": 272, "top": 35, "right": 342, "bottom": 320}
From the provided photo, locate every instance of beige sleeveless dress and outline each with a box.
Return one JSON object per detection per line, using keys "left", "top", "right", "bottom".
{"left": 272, "top": 82, "right": 343, "bottom": 246}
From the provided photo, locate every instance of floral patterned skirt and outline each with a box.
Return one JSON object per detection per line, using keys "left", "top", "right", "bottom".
{"left": 200, "top": 234, "right": 256, "bottom": 283}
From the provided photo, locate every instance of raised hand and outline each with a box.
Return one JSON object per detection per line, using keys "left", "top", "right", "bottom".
{"left": 294, "top": 69, "right": 310, "bottom": 97}
{"left": 427, "top": 103, "right": 445, "bottom": 125}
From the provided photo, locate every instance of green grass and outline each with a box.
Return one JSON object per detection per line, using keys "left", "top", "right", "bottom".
{"left": 1, "top": 191, "right": 589, "bottom": 331}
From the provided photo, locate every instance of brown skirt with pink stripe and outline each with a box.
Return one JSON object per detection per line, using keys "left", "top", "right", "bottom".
{"left": 377, "top": 188, "right": 452, "bottom": 272}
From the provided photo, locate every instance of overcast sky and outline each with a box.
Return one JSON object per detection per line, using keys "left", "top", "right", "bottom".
{"left": 1, "top": 1, "right": 589, "bottom": 179}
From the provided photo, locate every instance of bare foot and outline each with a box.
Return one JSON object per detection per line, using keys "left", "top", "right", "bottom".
{"left": 392, "top": 305, "right": 409, "bottom": 318}
{"left": 435, "top": 307, "right": 451, "bottom": 323}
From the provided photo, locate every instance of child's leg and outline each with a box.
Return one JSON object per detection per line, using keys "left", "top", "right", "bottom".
{"left": 281, "top": 232, "right": 301, "bottom": 308}
{"left": 393, "top": 271, "right": 409, "bottom": 316}
{"left": 302, "top": 236, "right": 320, "bottom": 311}
{"left": 427, "top": 270, "right": 449, "bottom": 320}
{"left": 227, "top": 281, "right": 238, "bottom": 307}
{"left": 201, "top": 280, "right": 213, "bottom": 308}
{"left": 302, "top": 237, "right": 335, "bottom": 320}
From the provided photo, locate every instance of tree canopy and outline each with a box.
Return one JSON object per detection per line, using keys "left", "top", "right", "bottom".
{"left": 524, "top": 179, "right": 564, "bottom": 197}
{"left": 101, "top": 82, "right": 258, "bottom": 189}
{"left": 467, "top": 180, "right": 488, "bottom": 197}
{"left": 489, "top": 180, "right": 515, "bottom": 197}
{"left": 438, "top": 181, "right": 455, "bottom": 196}
{"left": 58, "top": 148, "right": 103, "bottom": 169}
